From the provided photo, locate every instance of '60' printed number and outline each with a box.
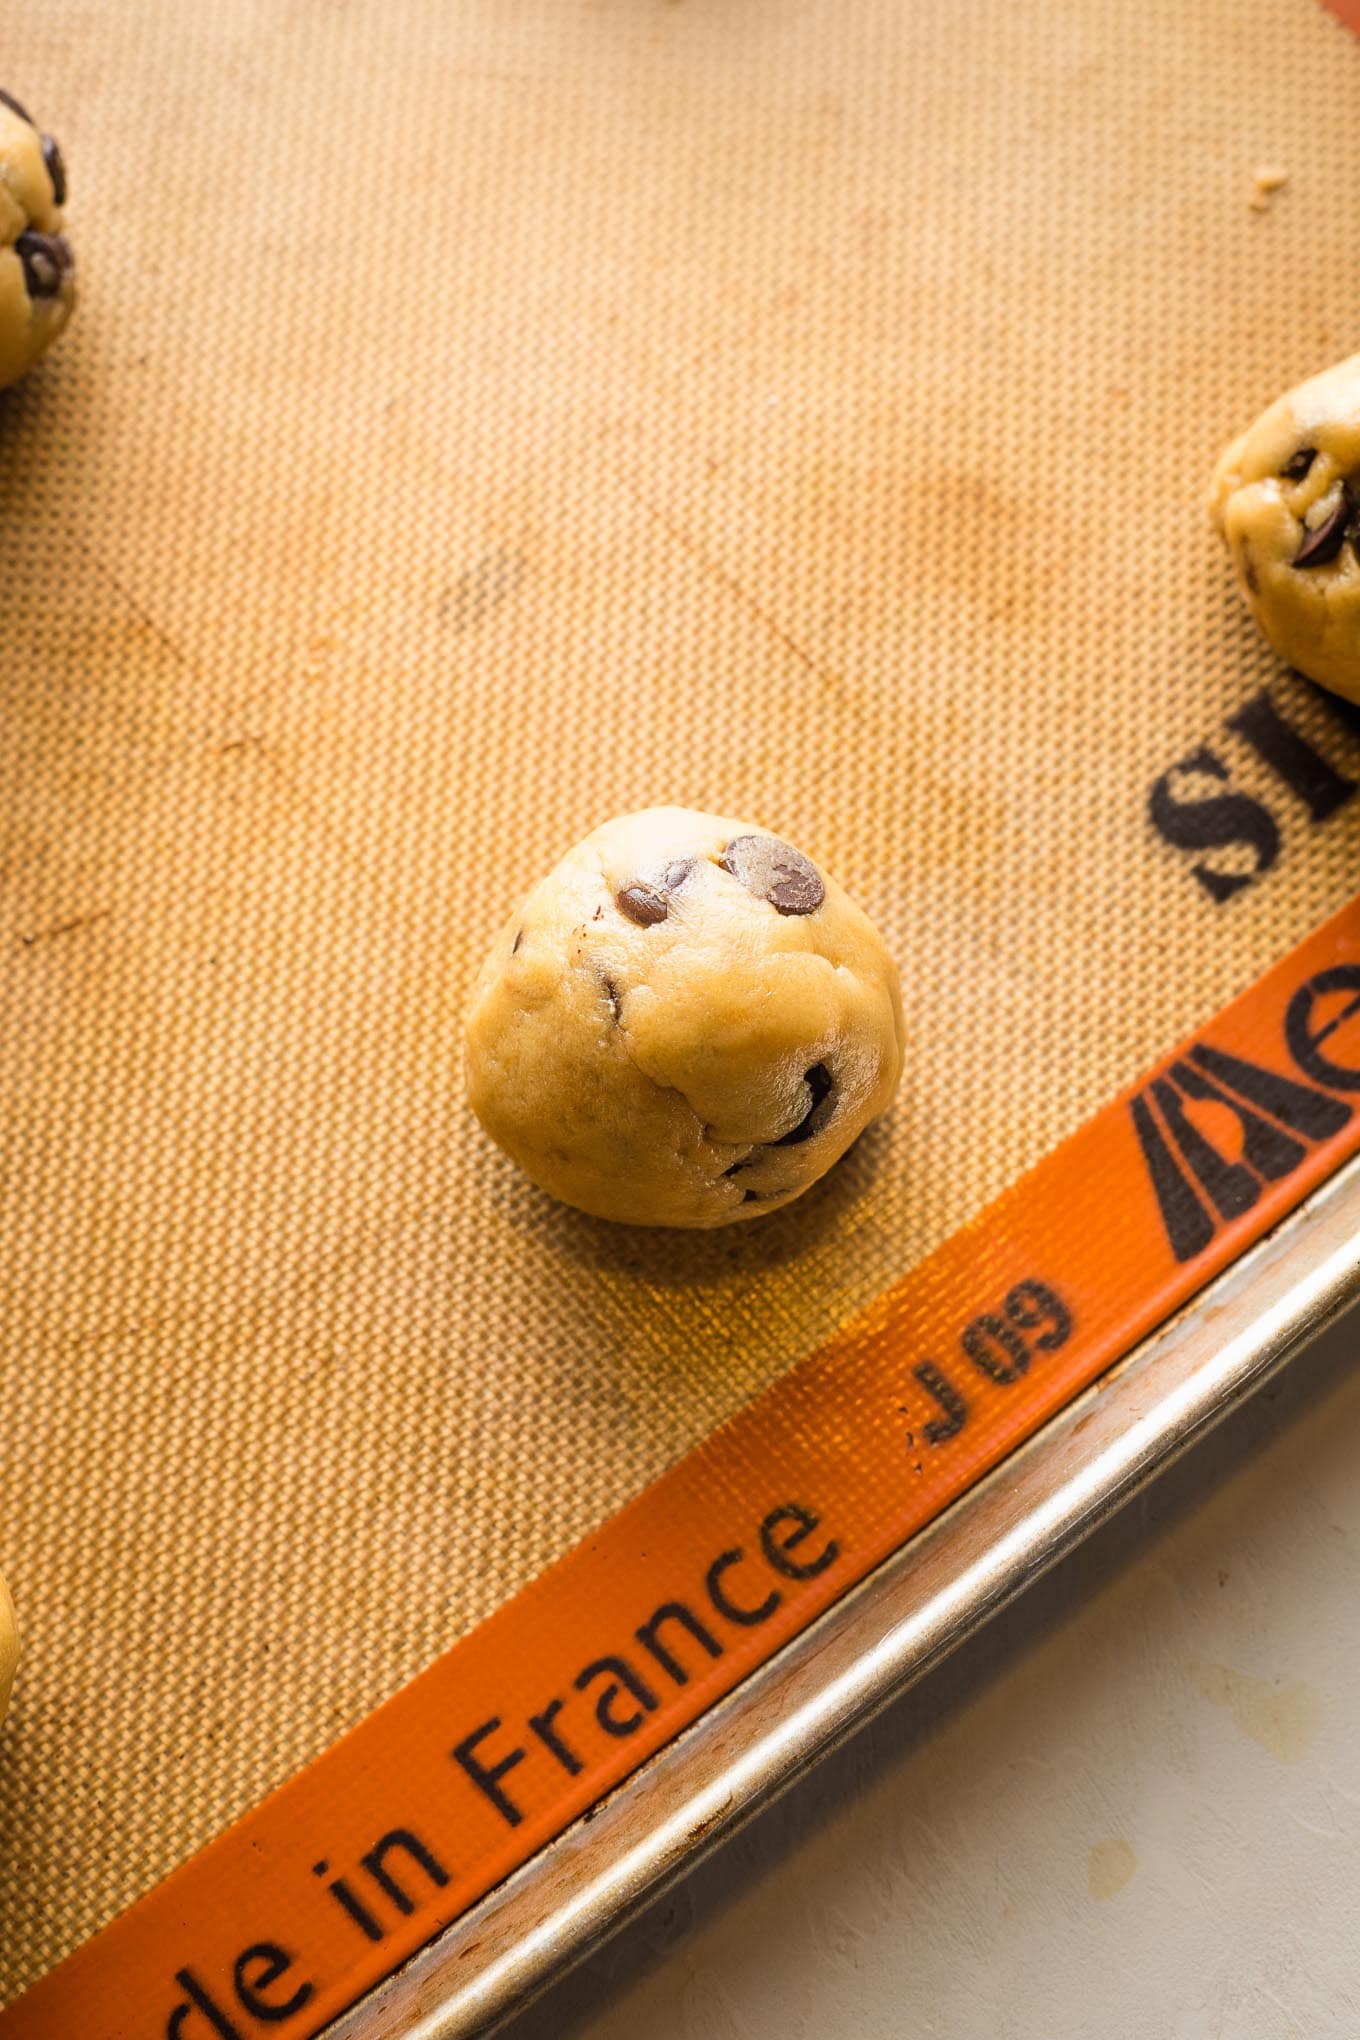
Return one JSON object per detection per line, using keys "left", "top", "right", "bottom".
{"left": 908, "top": 1280, "right": 1072, "bottom": 1450}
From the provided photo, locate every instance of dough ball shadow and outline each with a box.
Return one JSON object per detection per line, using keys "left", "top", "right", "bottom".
{"left": 513, "top": 1113, "right": 898, "bottom": 1287}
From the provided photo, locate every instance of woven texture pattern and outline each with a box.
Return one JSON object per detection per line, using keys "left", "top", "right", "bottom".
{"left": 3, "top": 0, "right": 1359, "bottom": 1997}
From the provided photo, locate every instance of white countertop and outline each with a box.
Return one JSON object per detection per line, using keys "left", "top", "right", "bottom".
{"left": 507, "top": 1306, "right": 1360, "bottom": 2040}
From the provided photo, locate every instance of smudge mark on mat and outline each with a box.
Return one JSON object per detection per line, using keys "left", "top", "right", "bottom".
{"left": 441, "top": 551, "right": 526, "bottom": 633}
{"left": 1088, "top": 1838, "right": 1136, "bottom": 1899}
{"left": 1189, "top": 1660, "right": 1320, "bottom": 1763}
{"left": 18, "top": 908, "right": 113, "bottom": 947}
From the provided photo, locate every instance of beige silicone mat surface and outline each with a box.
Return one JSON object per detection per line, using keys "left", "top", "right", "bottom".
{"left": 4, "top": 0, "right": 1360, "bottom": 1999}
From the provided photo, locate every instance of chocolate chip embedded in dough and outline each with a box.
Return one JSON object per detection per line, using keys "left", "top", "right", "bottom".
{"left": 773, "top": 1062, "right": 835, "bottom": 1147}
{"left": 15, "top": 230, "right": 71, "bottom": 299}
{"left": 1280, "top": 447, "right": 1316, "bottom": 482}
{"left": 616, "top": 881, "right": 668, "bottom": 926}
{"left": 718, "top": 835, "right": 824, "bottom": 916}
{"left": 615, "top": 856, "right": 697, "bottom": 927}
{"left": 1294, "top": 486, "right": 1352, "bottom": 569}
{"left": 0, "top": 89, "right": 33, "bottom": 126}
{"left": 41, "top": 133, "right": 66, "bottom": 207}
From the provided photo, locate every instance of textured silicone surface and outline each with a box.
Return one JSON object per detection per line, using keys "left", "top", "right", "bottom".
{"left": 2, "top": 0, "right": 1359, "bottom": 1997}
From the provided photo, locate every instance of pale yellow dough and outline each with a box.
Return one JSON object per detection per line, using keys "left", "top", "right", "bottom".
{"left": 0, "top": 1572, "right": 17, "bottom": 1732}
{"left": 1210, "top": 354, "right": 1360, "bottom": 702}
{"left": 0, "top": 94, "right": 74, "bottom": 391}
{"left": 464, "top": 807, "right": 905, "bottom": 1228}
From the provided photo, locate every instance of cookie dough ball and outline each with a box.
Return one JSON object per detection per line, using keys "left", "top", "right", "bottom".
{"left": 1210, "top": 354, "right": 1360, "bottom": 701}
{"left": 0, "top": 1572, "right": 17, "bottom": 1732}
{"left": 0, "top": 87, "right": 74, "bottom": 392}
{"left": 464, "top": 807, "right": 904, "bottom": 1228}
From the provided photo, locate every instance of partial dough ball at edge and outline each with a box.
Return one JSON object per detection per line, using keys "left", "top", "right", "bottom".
{"left": 0, "top": 93, "right": 75, "bottom": 392}
{"left": 1210, "top": 353, "right": 1360, "bottom": 703}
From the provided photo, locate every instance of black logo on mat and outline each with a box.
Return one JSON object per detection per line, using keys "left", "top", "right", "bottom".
{"left": 1133, "top": 1028, "right": 1353, "bottom": 1264}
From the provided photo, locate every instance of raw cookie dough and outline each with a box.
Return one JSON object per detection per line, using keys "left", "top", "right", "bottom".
{"left": 464, "top": 806, "right": 905, "bottom": 1228}
{"left": 1209, "top": 354, "right": 1360, "bottom": 702}
{"left": 0, "top": 1572, "right": 17, "bottom": 1732}
{"left": 0, "top": 87, "right": 74, "bottom": 391}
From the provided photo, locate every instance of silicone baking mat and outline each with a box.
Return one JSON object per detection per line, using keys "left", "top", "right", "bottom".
{"left": 3, "top": 0, "right": 1359, "bottom": 2003}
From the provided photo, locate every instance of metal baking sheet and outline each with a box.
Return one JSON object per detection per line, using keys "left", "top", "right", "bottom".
{"left": 3, "top": 0, "right": 1360, "bottom": 2021}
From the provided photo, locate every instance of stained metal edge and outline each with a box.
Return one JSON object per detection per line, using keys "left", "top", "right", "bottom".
{"left": 331, "top": 1150, "right": 1360, "bottom": 2040}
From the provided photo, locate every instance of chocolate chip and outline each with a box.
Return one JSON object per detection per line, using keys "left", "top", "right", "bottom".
{"left": 773, "top": 1062, "right": 834, "bottom": 1146}
{"left": 615, "top": 857, "right": 696, "bottom": 927}
{"left": 616, "top": 882, "right": 668, "bottom": 926}
{"left": 718, "top": 835, "right": 824, "bottom": 915}
{"left": 15, "top": 230, "right": 71, "bottom": 299}
{"left": 1294, "top": 485, "right": 1352, "bottom": 568}
{"left": 41, "top": 133, "right": 66, "bottom": 207}
{"left": 1280, "top": 447, "right": 1316, "bottom": 482}
{"left": 0, "top": 88, "right": 33, "bottom": 127}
